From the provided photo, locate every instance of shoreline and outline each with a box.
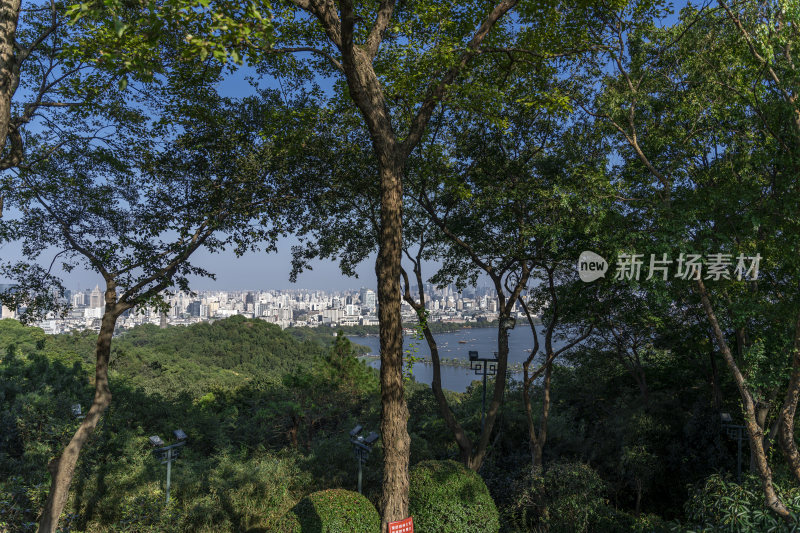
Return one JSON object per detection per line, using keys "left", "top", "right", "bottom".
{"left": 357, "top": 353, "right": 526, "bottom": 374}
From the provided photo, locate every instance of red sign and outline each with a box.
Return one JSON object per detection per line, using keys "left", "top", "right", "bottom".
{"left": 388, "top": 517, "right": 414, "bottom": 533}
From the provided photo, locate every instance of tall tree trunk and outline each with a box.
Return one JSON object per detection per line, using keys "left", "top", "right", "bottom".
{"left": 634, "top": 367, "right": 649, "bottom": 404}
{"left": 708, "top": 337, "right": 722, "bottom": 411}
{"left": 777, "top": 312, "right": 800, "bottom": 483}
{"left": 532, "top": 360, "right": 553, "bottom": 468}
{"left": 629, "top": 345, "right": 649, "bottom": 404}
{"left": 751, "top": 401, "right": 770, "bottom": 473}
{"left": 402, "top": 264, "right": 475, "bottom": 467}
{"left": 696, "top": 280, "right": 790, "bottom": 519}
{"left": 376, "top": 161, "right": 410, "bottom": 529}
{"left": 523, "top": 375, "right": 540, "bottom": 469}
{"left": 417, "top": 309, "right": 473, "bottom": 465}
{"left": 0, "top": 0, "right": 20, "bottom": 158}
{"left": 38, "top": 286, "right": 124, "bottom": 533}
{"left": 469, "top": 315, "right": 511, "bottom": 469}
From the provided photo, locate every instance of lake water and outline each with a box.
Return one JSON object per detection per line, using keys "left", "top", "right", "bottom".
{"left": 348, "top": 325, "right": 574, "bottom": 393}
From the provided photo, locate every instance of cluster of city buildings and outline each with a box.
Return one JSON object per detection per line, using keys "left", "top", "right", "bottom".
{"left": 0, "top": 283, "right": 506, "bottom": 335}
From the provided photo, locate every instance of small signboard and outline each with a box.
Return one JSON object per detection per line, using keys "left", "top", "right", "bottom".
{"left": 388, "top": 516, "right": 414, "bottom": 533}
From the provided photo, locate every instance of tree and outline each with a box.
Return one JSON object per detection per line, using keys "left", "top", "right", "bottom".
{"left": 401, "top": 78, "right": 610, "bottom": 469}
{"left": 270, "top": 3, "right": 519, "bottom": 524}
{"left": 1, "top": 61, "right": 296, "bottom": 531}
{"left": 248, "top": 2, "right": 525, "bottom": 523}
{"left": 581, "top": 0, "right": 800, "bottom": 517}
{"left": 0, "top": 0, "right": 175, "bottom": 216}
{"left": 0, "top": 0, "right": 60, "bottom": 174}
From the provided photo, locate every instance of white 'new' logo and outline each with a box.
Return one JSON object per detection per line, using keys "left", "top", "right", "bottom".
{"left": 577, "top": 251, "right": 608, "bottom": 282}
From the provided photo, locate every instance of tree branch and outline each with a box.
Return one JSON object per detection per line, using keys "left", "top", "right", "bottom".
{"left": 365, "top": 0, "right": 395, "bottom": 58}
{"left": 400, "top": 0, "right": 519, "bottom": 158}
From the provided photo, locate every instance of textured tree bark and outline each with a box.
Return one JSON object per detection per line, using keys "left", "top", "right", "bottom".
{"left": 0, "top": 0, "right": 21, "bottom": 160}
{"left": 422, "top": 322, "right": 474, "bottom": 465}
{"left": 777, "top": 313, "right": 800, "bottom": 483}
{"left": 469, "top": 314, "right": 511, "bottom": 469}
{"left": 310, "top": 1, "right": 518, "bottom": 523}
{"left": 696, "top": 280, "right": 790, "bottom": 519}
{"left": 532, "top": 360, "right": 553, "bottom": 468}
{"left": 523, "top": 370, "right": 539, "bottom": 468}
{"left": 376, "top": 162, "right": 410, "bottom": 530}
{"left": 751, "top": 401, "right": 770, "bottom": 473}
{"left": 38, "top": 286, "right": 126, "bottom": 533}
{"left": 402, "top": 267, "right": 474, "bottom": 466}
{"left": 708, "top": 336, "right": 722, "bottom": 411}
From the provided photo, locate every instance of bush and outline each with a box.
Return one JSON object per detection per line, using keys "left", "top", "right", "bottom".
{"left": 409, "top": 459, "right": 500, "bottom": 533}
{"left": 680, "top": 473, "right": 800, "bottom": 532}
{"left": 593, "top": 507, "right": 669, "bottom": 533}
{"left": 505, "top": 461, "right": 609, "bottom": 533}
{"left": 278, "top": 489, "right": 380, "bottom": 532}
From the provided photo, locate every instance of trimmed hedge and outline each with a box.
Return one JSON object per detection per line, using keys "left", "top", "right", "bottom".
{"left": 277, "top": 489, "right": 380, "bottom": 532}
{"left": 409, "top": 459, "right": 499, "bottom": 533}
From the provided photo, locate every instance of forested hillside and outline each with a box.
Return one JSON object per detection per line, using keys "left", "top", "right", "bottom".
{"left": 4, "top": 316, "right": 796, "bottom": 532}
{"left": 0, "top": 317, "right": 380, "bottom": 532}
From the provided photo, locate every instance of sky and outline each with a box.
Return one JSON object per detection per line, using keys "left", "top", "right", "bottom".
{"left": 0, "top": 48, "right": 385, "bottom": 293}
{"left": 0, "top": 237, "right": 377, "bottom": 293}
{"left": 2, "top": 3, "right": 691, "bottom": 294}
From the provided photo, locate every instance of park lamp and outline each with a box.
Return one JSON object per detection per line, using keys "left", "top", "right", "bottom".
{"left": 350, "top": 424, "right": 379, "bottom": 494}
{"left": 71, "top": 404, "right": 85, "bottom": 421}
{"left": 149, "top": 429, "right": 187, "bottom": 504}
{"left": 364, "top": 431, "right": 379, "bottom": 446}
{"left": 719, "top": 413, "right": 745, "bottom": 483}
{"left": 469, "top": 351, "right": 498, "bottom": 433}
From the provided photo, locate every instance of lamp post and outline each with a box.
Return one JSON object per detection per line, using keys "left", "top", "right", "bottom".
{"left": 150, "top": 429, "right": 187, "bottom": 504}
{"left": 349, "top": 425, "right": 379, "bottom": 494}
{"left": 469, "top": 351, "right": 498, "bottom": 433}
{"left": 720, "top": 412, "right": 746, "bottom": 483}
{"left": 71, "top": 404, "right": 85, "bottom": 421}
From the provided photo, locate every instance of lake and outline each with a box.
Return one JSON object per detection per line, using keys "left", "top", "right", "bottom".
{"left": 348, "top": 325, "right": 576, "bottom": 393}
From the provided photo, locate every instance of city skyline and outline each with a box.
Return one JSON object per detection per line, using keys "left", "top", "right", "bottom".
{"left": 4, "top": 283, "right": 507, "bottom": 336}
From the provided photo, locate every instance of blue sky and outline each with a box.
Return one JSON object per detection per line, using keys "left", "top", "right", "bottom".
{"left": 2, "top": 2, "right": 692, "bottom": 294}
{"left": 1, "top": 58, "right": 380, "bottom": 292}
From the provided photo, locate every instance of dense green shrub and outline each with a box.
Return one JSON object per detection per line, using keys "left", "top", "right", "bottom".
{"left": 505, "top": 462, "right": 609, "bottom": 533}
{"left": 592, "top": 507, "right": 668, "bottom": 533}
{"left": 409, "top": 459, "right": 499, "bottom": 533}
{"left": 679, "top": 474, "right": 800, "bottom": 532}
{"left": 278, "top": 489, "right": 380, "bottom": 532}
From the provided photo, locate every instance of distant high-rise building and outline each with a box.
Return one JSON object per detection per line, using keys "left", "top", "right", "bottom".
{"left": 0, "top": 283, "right": 17, "bottom": 318}
{"left": 71, "top": 292, "right": 85, "bottom": 307}
{"left": 89, "top": 285, "right": 103, "bottom": 309}
{"left": 361, "top": 288, "right": 376, "bottom": 310}
{"left": 245, "top": 292, "right": 255, "bottom": 306}
{"left": 187, "top": 301, "right": 202, "bottom": 317}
